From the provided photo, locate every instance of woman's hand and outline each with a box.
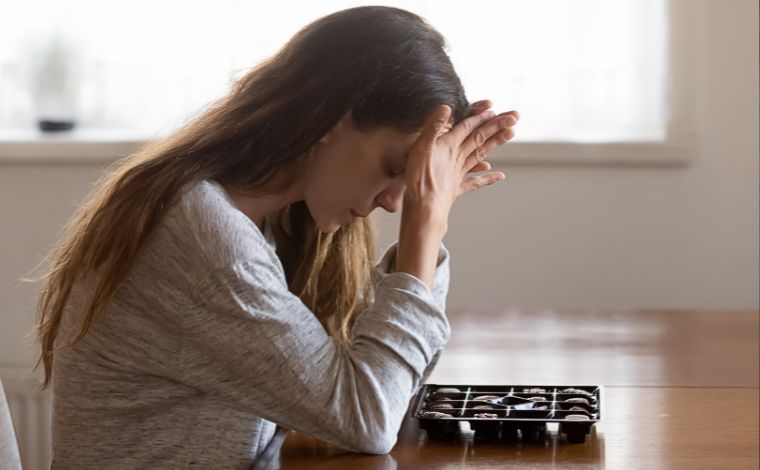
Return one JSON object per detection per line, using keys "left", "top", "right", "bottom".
{"left": 403, "top": 99, "right": 519, "bottom": 225}
{"left": 394, "top": 101, "right": 518, "bottom": 287}
{"left": 462, "top": 99, "right": 519, "bottom": 190}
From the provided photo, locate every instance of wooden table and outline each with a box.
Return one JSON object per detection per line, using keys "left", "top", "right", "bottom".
{"left": 254, "top": 309, "right": 760, "bottom": 469}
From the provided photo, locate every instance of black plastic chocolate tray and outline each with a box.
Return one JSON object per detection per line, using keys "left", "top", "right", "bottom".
{"left": 411, "top": 384, "right": 602, "bottom": 444}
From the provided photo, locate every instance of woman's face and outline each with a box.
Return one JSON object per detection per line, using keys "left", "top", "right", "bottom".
{"left": 303, "top": 112, "right": 420, "bottom": 233}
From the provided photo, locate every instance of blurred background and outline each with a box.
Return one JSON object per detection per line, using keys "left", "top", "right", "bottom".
{"left": 0, "top": 1, "right": 757, "bottom": 467}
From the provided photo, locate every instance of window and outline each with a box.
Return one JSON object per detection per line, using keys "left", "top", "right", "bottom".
{"left": 1, "top": 0, "right": 692, "bottom": 164}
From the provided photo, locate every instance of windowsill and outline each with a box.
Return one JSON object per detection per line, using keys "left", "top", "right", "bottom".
{"left": 0, "top": 129, "right": 156, "bottom": 164}
{"left": 0, "top": 129, "right": 696, "bottom": 167}
{"left": 490, "top": 140, "right": 695, "bottom": 167}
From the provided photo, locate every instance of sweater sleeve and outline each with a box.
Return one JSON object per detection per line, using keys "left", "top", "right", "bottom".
{"left": 373, "top": 241, "right": 450, "bottom": 313}
{"left": 373, "top": 241, "right": 450, "bottom": 392}
{"left": 177, "top": 242, "right": 451, "bottom": 455}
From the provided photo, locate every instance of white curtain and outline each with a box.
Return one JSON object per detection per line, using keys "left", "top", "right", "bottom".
{"left": 0, "top": 0, "right": 667, "bottom": 142}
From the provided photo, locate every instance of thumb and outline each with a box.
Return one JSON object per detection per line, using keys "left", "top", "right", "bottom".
{"left": 418, "top": 104, "right": 452, "bottom": 149}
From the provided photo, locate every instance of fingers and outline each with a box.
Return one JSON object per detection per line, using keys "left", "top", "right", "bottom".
{"left": 462, "top": 127, "right": 515, "bottom": 173}
{"left": 459, "top": 171, "right": 506, "bottom": 196}
{"left": 416, "top": 104, "right": 453, "bottom": 151}
{"left": 466, "top": 100, "right": 493, "bottom": 117}
{"left": 460, "top": 113, "right": 517, "bottom": 162}
{"left": 445, "top": 108, "right": 498, "bottom": 148}
{"left": 468, "top": 160, "right": 491, "bottom": 173}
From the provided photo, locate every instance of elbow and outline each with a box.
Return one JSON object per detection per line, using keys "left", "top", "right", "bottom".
{"left": 343, "top": 413, "right": 398, "bottom": 454}
{"left": 329, "top": 423, "right": 397, "bottom": 455}
{"left": 353, "top": 406, "right": 401, "bottom": 454}
{"left": 354, "top": 431, "right": 397, "bottom": 455}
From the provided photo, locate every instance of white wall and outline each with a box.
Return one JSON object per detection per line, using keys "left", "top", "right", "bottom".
{"left": 375, "top": 0, "right": 759, "bottom": 310}
{"left": 1, "top": 0, "right": 758, "bottom": 370}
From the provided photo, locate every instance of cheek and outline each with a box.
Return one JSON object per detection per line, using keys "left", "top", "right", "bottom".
{"left": 305, "top": 169, "right": 355, "bottom": 222}
{"left": 305, "top": 148, "right": 384, "bottom": 217}
{"left": 322, "top": 161, "right": 379, "bottom": 200}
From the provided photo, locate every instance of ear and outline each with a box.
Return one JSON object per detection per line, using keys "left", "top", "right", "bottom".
{"left": 318, "top": 110, "right": 353, "bottom": 144}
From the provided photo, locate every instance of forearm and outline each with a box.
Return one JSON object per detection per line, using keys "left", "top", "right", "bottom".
{"left": 394, "top": 206, "right": 447, "bottom": 290}
{"left": 184, "top": 258, "right": 451, "bottom": 455}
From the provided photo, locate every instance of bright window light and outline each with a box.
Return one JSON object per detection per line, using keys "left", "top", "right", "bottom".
{"left": 0, "top": 0, "right": 668, "bottom": 142}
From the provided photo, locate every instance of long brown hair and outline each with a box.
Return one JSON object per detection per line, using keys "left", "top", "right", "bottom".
{"left": 30, "top": 6, "right": 470, "bottom": 388}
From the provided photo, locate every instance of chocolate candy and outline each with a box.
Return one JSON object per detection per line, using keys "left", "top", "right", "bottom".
{"left": 474, "top": 413, "right": 499, "bottom": 419}
{"left": 431, "top": 387, "right": 462, "bottom": 399}
{"left": 422, "top": 411, "right": 453, "bottom": 419}
{"left": 565, "top": 397, "right": 590, "bottom": 405}
{"left": 524, "top": 388, "right": 547, "bottom": 394}
{"left": 472, "top": 405, "right": 495, "bottom": 410}
{"left": 562, "top": 388, "right": 593, "bottom": 397}
{"left": 429, "top": 403, "right": 454, "bottom": 412}
{"left": 565, "top": 414, "right": 591, "bottom": 421}
{"left": 473, "top": 395, "right": 501, "bottom": 401}
{"left": 569, "top": 406, "right": 588, "bottom": 412}
{"left": 529, "top": 396, "right": 548, "bottom": 401}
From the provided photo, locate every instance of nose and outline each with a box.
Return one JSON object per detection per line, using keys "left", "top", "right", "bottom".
{"left": 374, "top": 179, "right": 405, "bottom": 213}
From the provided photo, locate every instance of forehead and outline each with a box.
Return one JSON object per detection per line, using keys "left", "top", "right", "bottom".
{"left": 363, "top": 126, "right": 420, "bottom": 155}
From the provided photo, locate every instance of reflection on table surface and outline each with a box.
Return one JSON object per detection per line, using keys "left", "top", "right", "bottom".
{"left": 254, "top": 309, "right": 760, "bottom": 470}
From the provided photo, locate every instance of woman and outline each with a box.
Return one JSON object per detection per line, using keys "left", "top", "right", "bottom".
{"left": 33, "top": 6, "right": 518, "bottom": 468}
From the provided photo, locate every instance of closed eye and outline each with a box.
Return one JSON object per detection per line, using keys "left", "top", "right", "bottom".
{"left": 386, "top": 161, "right": 404, "bottom": 178}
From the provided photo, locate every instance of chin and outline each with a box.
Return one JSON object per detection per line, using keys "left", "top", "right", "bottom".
{"left": 310, "top": 208, "right": 351, "bottom": 234}
{"left": 315, "top": 218, "right": 342, "bottom": 234}
{"left": 323, "top": 224, "right": 342, "bottom": 234}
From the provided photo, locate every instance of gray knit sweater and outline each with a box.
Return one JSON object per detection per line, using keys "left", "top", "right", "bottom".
{"left": 51, "top": 179, "right": 450, "bottom": 469}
